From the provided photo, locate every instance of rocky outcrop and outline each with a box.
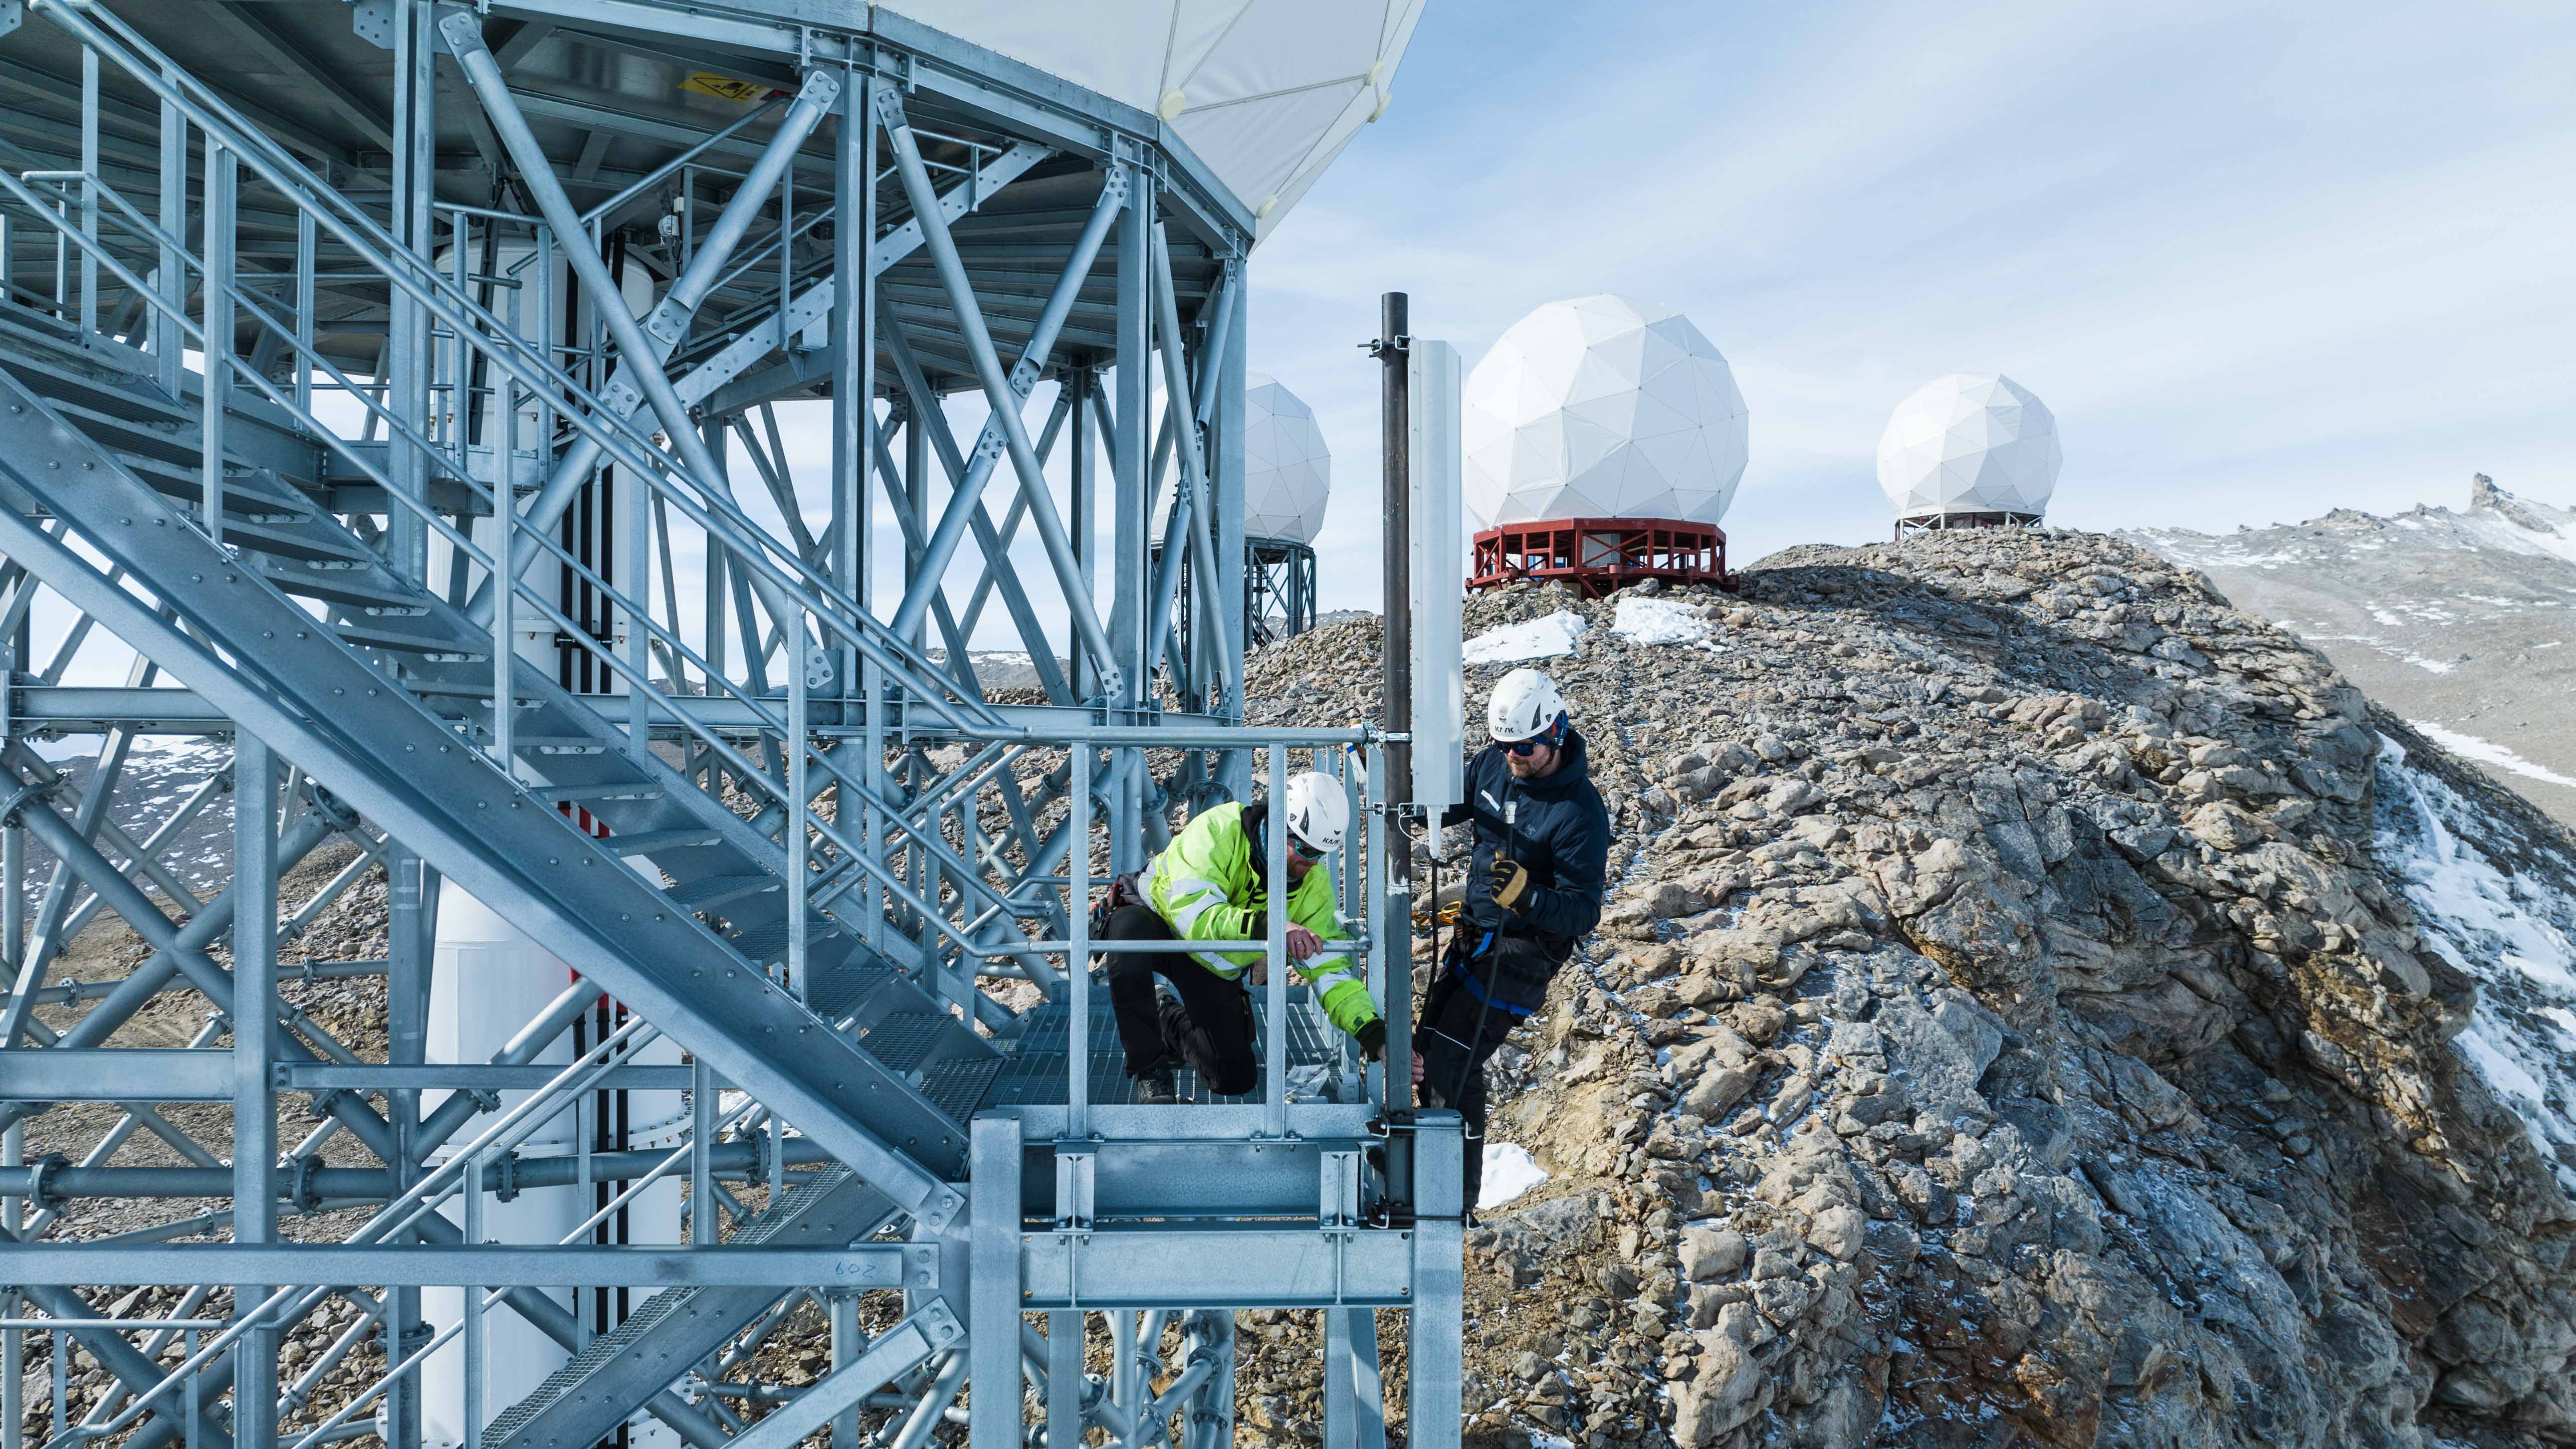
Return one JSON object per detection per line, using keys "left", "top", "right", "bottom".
{"left": 2127, "top": 474, "right": 2576, "bottom": 829}
{"left": 1245, "top": 528, "right": 2576, "bottom": 1448}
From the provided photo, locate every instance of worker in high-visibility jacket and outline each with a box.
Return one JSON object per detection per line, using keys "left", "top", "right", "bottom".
{"left": 1100, "top": 770, "right": 1384, "bottom": 1103}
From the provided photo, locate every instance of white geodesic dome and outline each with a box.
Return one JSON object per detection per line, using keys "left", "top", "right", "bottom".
{"left": 1151, "top": 372, "right": 1330, "bottom": 545}
{"left": 1877, "top": 374, "right": 2062, "bottom": 521}
{"left": 1460, "top": 295, "right": 1750, "bottom": 530}
{"left": 876, "top": 2, "right": 1427, "bottom": 241}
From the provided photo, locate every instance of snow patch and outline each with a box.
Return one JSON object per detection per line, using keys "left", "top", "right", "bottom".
{"left": 1463, "top": 611, "right": 1587, "bottom": 665}
{"left": 2376, "top": 737, "right": 2576, "bottom": 1190}
{"left": 1609, "top": 596, "right": 1710, "bottom": 646}
{"left": 1479, "top": 1141, "right": 1549, "bottom": 1210}
{"left": 2406, "top": 721, "right": 2576, "bottom": 791}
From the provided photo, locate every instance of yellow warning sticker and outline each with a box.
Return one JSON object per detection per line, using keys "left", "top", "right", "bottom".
{"left": 681, "top": 72, "right": 771, "bottom": 103}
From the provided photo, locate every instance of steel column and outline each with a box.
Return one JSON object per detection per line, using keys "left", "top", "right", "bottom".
{"left": 967, "top": 1114, "right": 1022, "bottom": 1449}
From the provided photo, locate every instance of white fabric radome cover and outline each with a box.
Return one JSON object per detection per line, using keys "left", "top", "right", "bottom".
{"left": 1151, "top": 372, "right": 1330, "bottom": 544}
{"left": 877, "top": 1, "right": 1427, "bottom": 240}
{"left": 1461, "top": 295, "right": 1750, "bottom": 530}
{"left": 1877, "top": 374, "right": 2062, "bottom": 521}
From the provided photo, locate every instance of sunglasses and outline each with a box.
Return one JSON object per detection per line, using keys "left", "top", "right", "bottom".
{"left": 1503, "top": 714, "right": 1566, "bottom": 757}
{"left": 1286, "top": 834, "right": 1325, "bottom": 861}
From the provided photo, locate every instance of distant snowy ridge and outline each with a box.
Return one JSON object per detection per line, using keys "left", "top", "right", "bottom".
{"left": 2128, "top": 474, "right": 2576, "bottom": 828}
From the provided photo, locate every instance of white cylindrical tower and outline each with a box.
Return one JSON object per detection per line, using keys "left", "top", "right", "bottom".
{"left": 420, "top": 240, "right": 679, "bottom": 1449}
{"left": 422, "top": 890, "right": 688, "bottom": 1449}
{"left": 427, "top": 235, "right": 656, "bottom": 678}
{"left": 1876, "top": 373, "right": 2061, "bottom": 532}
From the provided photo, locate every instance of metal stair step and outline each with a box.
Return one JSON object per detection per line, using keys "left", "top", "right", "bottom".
{"left": 511, "top": 735, "right": 610, "bottom": 755}
{"left": 257, "top": 562, "right": 418, "bottom": 609}
{"left": 809, "top": 956, "right": 900, "bottom": 1021}
{"left": 335, "top": 623, "right": 488, "bottom": 661}
{"left": 37, "top": 397, "right": 214, "bottom": 470}
{"left": 478, "top": 1168, "right": 899, "bottom": 1449}
{"left": 404, "top": 680, "right": 542, "bottom": 705}
{"left": 723, "top": 919, "right": 792, "bottom": 965}
{"left": 603, "top": 827, "right": 724, "bottom": 855}
{"left": 110, "top": 451, "right": 311, "bottom": 510}
{"left": 525, "top": 782, "right": 663, "bottom": 805}
{"left": 917, "top": 1056, "right": 1004, "bottom": 1122}
{"left": 858, "top": 1012, "right": 952, "bottom": 1075}
{"left": 664, "top": 874, "right": 782, "bottom": 912}
{"left": 215, "top": 514, "right": 374, "bottom": 564}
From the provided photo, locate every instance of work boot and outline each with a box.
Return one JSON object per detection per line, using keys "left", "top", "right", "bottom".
{"left": 1133, "top": 1063, "right": 1180, "bottom": 1105}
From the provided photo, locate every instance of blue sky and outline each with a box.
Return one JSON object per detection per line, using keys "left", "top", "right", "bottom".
{"left": 1252, "top": 0, "right": 2576, "bottom": 611}
{"left": 54, "top": 2, "right": 2572, "bottom": 689}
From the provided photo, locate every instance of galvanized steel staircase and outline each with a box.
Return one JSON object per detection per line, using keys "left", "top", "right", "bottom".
{"left": 0, "top": 307, "right": 999, "bottom": 1223}
{"left": 483, "top": 1169, "right": 901, "bottom": 1449}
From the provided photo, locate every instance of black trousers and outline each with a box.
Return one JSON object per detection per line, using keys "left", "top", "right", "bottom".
{"left": 1417, "top": 933, "right": 1565, "bottom": 1212}
{"left": 1100, "top": 903, "right": 1259, "bottom": 1097}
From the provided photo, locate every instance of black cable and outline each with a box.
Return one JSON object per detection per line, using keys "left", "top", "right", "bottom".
{"left": 1443, "top": 769, "right": 1516, "bottom": 1115}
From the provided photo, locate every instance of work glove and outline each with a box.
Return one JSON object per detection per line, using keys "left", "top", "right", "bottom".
{"left": 1484, "top": 855, "right": 1531, "bottom": 914}
{"left": 1355, "top": 1019, "right": 1387, "bottom": 1062}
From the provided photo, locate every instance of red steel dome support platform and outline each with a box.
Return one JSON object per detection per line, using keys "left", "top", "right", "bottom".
{"left": 1469, "top": 516, "right": 1736, "bottom": 598}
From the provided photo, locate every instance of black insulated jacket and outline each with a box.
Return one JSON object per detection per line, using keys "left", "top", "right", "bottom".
{"left": 1440, "top": 726, "right": 1611, "bottom": 946}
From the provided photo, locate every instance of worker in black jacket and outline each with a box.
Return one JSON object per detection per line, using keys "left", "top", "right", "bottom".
{"left": 1414, "top": 665, "right": 1610, "bottom": 1212}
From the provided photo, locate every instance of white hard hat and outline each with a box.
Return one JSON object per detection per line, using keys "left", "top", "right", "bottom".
{"left": 1487, "top": 667, "right": 1567, "bottom": 743}
{"left": 1281, "top": 770, "right": 1351, "bottom": 853}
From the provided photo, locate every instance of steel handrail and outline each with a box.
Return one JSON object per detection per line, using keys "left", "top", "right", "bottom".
{"left": 0, "top": 177, "right": 1079, "bottom": 1005}
{"left": 34, "top": 0, "right": 1005, "bottom": 729}
{"left": 5, "top": 124, "right": 991, "bottom": 747}
{"left": 0, "top": 152, "right": 1053, "bottom": 961}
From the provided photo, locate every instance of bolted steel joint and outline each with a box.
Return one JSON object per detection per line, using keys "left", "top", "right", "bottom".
{"left": 286, "top": 1154, "right": 326, "bottom": 1214}
{"left": 431, "top": 6, "right": 482, "bottom": 48}
{"left": 21, "top": 1152, "right": 69, "bottom": 1210}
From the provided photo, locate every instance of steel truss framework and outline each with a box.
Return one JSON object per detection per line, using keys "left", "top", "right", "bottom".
{"left": 1154, "top": 537, "right": 1316, "bottom": 662}
{"left": 1892, "top": 511, "right": 2042, "bottom": 538}
{"left": 1468, "top": 517, "right": 1733, "bottom": 599}
{"left": 0, "top": 6, "right": 1460, "bottom": 1449}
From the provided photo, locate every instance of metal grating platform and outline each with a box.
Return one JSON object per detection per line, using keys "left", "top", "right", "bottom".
{"left": 982, "top": 995, "right": 1340, "bottom": 1106}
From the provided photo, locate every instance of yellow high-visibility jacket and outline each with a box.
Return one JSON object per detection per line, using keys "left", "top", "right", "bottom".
{"left": 1146, "top": 802, "right": 1378, "bottom": 1038}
